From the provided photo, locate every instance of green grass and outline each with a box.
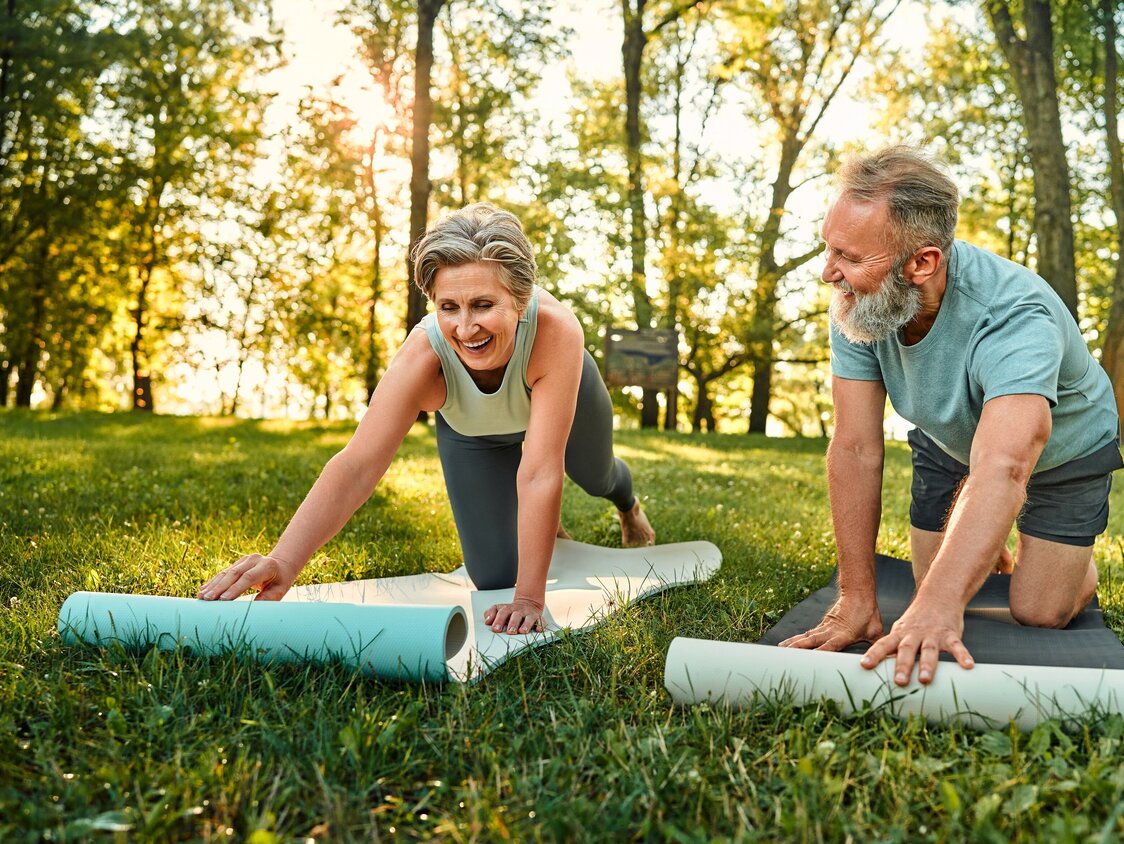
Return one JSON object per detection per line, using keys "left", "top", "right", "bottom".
{"left": 3, "top": 409, "right": 1124, "bottom": 841}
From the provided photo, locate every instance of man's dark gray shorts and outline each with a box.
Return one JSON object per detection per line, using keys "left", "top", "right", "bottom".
{"left": 908, "top": 428, "right": 1124, "bottom": 547}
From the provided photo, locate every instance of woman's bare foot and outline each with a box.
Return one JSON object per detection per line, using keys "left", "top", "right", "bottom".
{"left": 556, "top": 522, "right": 572, "bottom": 540}
{"left": 618, "top": 500, "right": 655, "bottom": 547}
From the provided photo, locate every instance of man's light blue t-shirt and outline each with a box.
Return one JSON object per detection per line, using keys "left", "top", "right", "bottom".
{"left": 830, "top": 240, "right": 1118, "bottom": 473}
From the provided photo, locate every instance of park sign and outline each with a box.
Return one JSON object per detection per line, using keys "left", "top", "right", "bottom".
{"left": 603, "top": 328, "right": 679, "bottom": 390}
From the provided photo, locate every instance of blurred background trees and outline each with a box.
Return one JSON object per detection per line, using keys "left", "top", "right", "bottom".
{"left": 1, "top": 0, "right": 1121, "bottom": 436}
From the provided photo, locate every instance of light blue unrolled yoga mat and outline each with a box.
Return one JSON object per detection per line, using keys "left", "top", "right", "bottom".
{"left": 58, "top": 592, "right": 468, "bottom": 682}
{"left": 58, "top": 539, "right": 722, "bottom": 682}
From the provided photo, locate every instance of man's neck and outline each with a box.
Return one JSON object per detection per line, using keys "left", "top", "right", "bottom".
{"left": 900, "top": 264, "right": 949, "bottom": 346}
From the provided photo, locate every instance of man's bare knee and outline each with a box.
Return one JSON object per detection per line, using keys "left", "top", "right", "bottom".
{"left": 1009, "top": 600, "right": 1073, "bottom": 629}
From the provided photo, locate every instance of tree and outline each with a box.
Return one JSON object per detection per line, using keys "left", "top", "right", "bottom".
{"left": 431, "top": 3, "right": 565, "bottom": 209}
{"left": 867, "top": 9, "right": 1043, "bottom": 270}
{"left": 263, "top": 91, "right": 398, "bottom": 419}
{"left": 104, "top": 0, "right": 278, "bottom": 410}
{"left": 649, "top": 14, "right": 725, "bottom": 430}
{"left": 1092, "top": 0, "right": 1124, "bottom": 418}
{"left": 0, "top": 0, "right": 118, "bottom": 407}
{"left": 721, "top": 0, "right": 899, "bottom": 433}
{"left": 620, "top": 0, "right": 706, "bottom": 427}
{"left": 983, "top": 0, "right": 1078, "bottom": 317}
{"left": 344, "top": 0, "right": 412, "bottom": 402}
{"left": 405, "top": 0, "right": 447, "bottom": 338}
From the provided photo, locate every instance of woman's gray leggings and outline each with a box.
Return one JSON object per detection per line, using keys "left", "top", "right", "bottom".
{"left": 435, "top": 350, "right": 636, "bottom": 590}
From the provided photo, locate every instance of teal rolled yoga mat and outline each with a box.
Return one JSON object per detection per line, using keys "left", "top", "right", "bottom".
{"left": 57, "top": 592, "right": 469, "bottom": 682}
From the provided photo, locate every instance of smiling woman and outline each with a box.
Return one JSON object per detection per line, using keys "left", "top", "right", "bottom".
{"left": 199, "top": 202, "right": 656, "bottom": 638}
{"left": 431, "top": 264, "right": 525, "bottom": 389}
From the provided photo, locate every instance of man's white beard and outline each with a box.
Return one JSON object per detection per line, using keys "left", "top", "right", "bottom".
{"left": 830, "top": 264, "right": 923, "bottom": 345}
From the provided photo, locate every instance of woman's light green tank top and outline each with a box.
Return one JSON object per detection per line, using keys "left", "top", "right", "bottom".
{"left": 421, "top": 287, "right": 539, "bottom": 436}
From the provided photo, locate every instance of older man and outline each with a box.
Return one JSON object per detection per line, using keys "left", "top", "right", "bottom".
{"left": 782, "top": 145, "right": 1122, "bottom": 686}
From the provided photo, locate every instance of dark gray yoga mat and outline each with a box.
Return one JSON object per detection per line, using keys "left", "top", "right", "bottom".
{"left": 758, "top": 555, "right": 1124, "bottom": 670}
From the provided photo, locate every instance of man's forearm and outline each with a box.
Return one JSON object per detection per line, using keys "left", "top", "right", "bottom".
{"left": 915, "top": 464, "right": 1025, "bottom": 610}
{"left": 827, "top": 438, "right": 883, "bottom": 602}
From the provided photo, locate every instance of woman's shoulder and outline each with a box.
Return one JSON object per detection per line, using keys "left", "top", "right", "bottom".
{"left": 380, "top": 324, "right": 445, "bottom": 405}
{"left": 526, "top": 289, "right": 583, "bottom": 387}
{"left": 399, "top": 320, "right": 441, "bottom": 360}
{"left": 532, "top": 288, "right": 582, "bottom": 340}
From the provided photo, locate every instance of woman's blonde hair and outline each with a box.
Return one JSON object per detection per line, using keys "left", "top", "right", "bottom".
{"left": 412, "top": 203, "right": 537, "bottom": 309}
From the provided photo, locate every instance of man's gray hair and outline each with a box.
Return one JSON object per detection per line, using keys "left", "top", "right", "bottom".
{"left": 835, "top": 145, "right": 959, "bottom": 262}
{"left": 412, "top": 203, "right": 537, "bottom": 308}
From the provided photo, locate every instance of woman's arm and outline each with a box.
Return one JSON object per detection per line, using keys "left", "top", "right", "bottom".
{"left": 484, "top": 295, "right": 585, "bottom": 633}
{"left": 198, "top": 329, "right": 445, "bottom": 601}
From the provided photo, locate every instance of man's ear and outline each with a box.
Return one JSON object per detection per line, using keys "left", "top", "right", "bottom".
{"left": 904, "top": 245, "right": 944, "bottom": 285}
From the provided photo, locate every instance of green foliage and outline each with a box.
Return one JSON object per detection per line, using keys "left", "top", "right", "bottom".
{"left": 0, "top": 0, "right": 281, "bottom": 411}
{"left": 866, "top": 6, "right": 1036, "bottom": 262}
{"left": 869, "top": 1, "right": 1123, "bottom": 348}
{"left": 429, "top": 2, "right": 567, "bottom": 209}
{"left": 0, "top": 0, "right": 123, "bottom": 408}
{"left": 3, "top": 411, "right": 1124, "bottom": 839}
{"left": 4, "top": 0, "right": 1123, "bottom": 439}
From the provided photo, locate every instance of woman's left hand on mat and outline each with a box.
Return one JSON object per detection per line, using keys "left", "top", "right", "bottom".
{"left": 484, "top": 596, "right": 546, "bottom": 635}
{"left": 860, "top": 601, "right": 972, "bottom": 686}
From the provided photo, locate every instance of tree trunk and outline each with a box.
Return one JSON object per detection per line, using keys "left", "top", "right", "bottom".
{"left": 663, "top": 30, "right": 686, "bottom": 434}
{"left": 130, "top": 177, "right": 166, "bottom": 412}
{"left": 664, "top": 382, "right": 678, "bottom": 431}
{"left": 14, "top": 285, "right": 45, "bottom": 408}
{"left": 228, "top": 279, "right": 259, "bottom": 417}
{"left": 130, "top": 263, "right": 153, "bottom": 410}
{"left": 1095, "top": 0, "right": 1124, "bottom": 420}
{"left": 621, "top": 0, "right": 659, "bottom": 428}
{"left": 405, "top": 0, "right": 445, "bottom": 339}
{"left": 747, "top": 361, "right": 773, "bottom": 435}
{"left": 747, "top": 134, "right": 801, "bottom": 434}
{"left": 14, "top": 235, "right": 48, "bottom": 408}
{"left": 985, "top": 0, "right": 1078, "bottom": 318}
{"left": 0, "top": 0, "right": 15, "bottom": 164}
{"left": 51, "top": 376, "right": 67, "bottom": 411}
{"left": 365, "top": 236, "right": 382, "bottom": 403}
{"left": 365, "top": 130, "right": 385, "bottom": 404}
{"left": 692, "top": 378, "right": 715, "bottom": 432}
{"left": 0, "top": 359, "right": 10, "bottom": 406}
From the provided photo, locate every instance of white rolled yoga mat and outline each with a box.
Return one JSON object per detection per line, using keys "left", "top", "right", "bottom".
{"left": 60, "top": 538, "right": 721, "bottom": 682}
{"left": 664, "top": 555, "right": 1124, "bottom": 729}
{"left": 664, "top": 639, "right": 1124, "bottom": 731}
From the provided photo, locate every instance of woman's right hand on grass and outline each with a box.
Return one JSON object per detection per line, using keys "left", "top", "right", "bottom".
{"left": 197, "top": 553, "right": 299, "bottom": 602}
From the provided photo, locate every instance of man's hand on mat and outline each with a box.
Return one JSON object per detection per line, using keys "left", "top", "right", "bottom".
{"left": 779, "top": 597, "right": 884, "bottom": 652}
{"left": 860, "top": 602, "right": 973, "bottom": 686}
{"left": 197, "top": 553, "right": 299, "bottom": 602}
{"left": 484, "top": 596, "right": 546, "bottom": 635}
